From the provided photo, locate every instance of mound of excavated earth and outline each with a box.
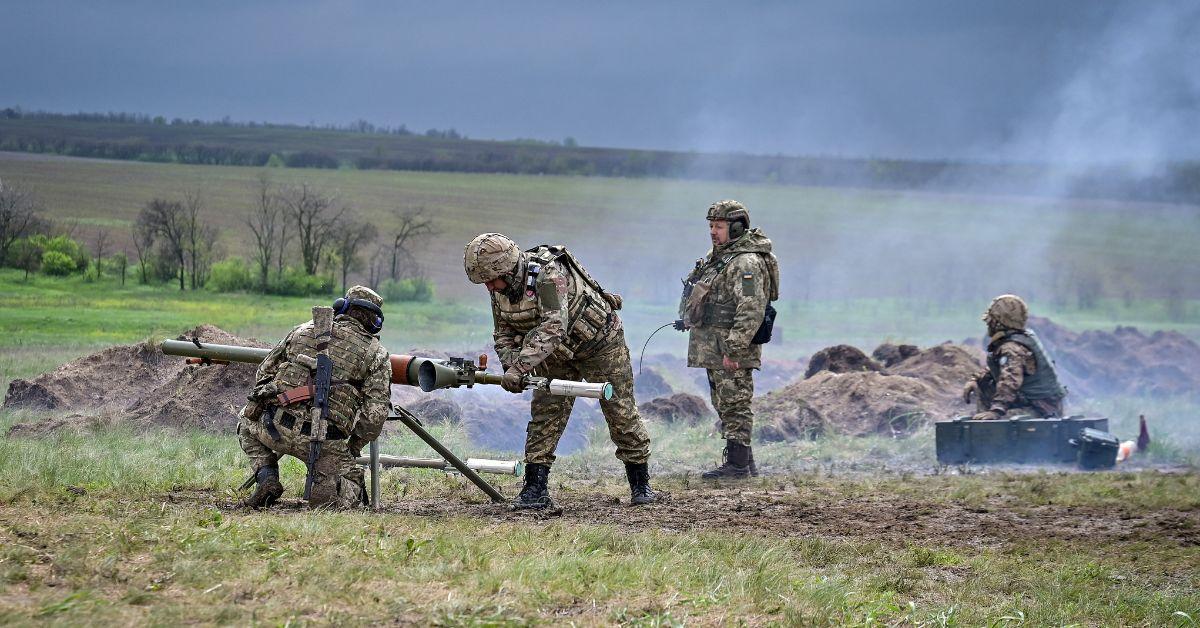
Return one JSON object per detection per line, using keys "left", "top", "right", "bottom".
{"left": 3, "top": 327, "right": 594, "bottom": 454}
{"left": 639, "top": 393, "right": 713, "bottom": 426}
{"left": 1025, "top": 316, "right": 1200, "bottom": 399}
{"left": 755, "top": 342, "right": 982, "bottom": 440}
{"left": 5, "top": 325, "right": 267, "bottom": 436}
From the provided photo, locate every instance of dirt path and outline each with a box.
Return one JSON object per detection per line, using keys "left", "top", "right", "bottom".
{"left": 183, "top": 483, "right": 1200, "bottom": 550}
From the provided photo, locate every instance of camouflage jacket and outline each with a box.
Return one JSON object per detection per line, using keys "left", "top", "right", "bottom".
{"left": 491, "top": 248, "right": 623, "bottom": 374}
{"left": 972, "top": 330, "right": 1065, "bottom": 412}
{"left": 252, "top": 315, "right": 392, "bottom": 451}
{"left": 683, "top": 229, "right": 774, "bottom": 370}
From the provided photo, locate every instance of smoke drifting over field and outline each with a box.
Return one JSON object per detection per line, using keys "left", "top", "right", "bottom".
{"left": 561, "top": 1, "right": 1200, "bottom": 312}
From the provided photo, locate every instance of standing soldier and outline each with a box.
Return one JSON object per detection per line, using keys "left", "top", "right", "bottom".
{"left": 463, "top": 233, "right": 656, "bottom": 508}
{"left": 963, "top": 294, "right": 1067, "bottom": 420}
{"left": 678, "top": 200, "right": 779, "bottom": 479}
{"left": 238, "top": 286, "right": 392, "bottom": 509}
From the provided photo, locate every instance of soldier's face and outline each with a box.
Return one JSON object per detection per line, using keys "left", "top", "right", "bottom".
{"left": 709, "top": 220, "right": 730, "bottom": 246}
{"left": 485, "top": 277, "right": 508, "bottom": 293}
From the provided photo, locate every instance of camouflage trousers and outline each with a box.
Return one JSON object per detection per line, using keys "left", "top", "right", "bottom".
{"left": 525, "top": 331, "right": 651, "bottom": 466}
{"left": 237, "top": 407, "right": 366, "bottom": 509}
{"left": 707, "top": 368, "right": 755, "bottom": 446}
{"left": 974, "top": 377, "right": 1063, "bottom": 418}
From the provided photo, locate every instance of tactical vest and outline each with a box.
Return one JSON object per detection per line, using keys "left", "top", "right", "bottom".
{"left": 270, "top": 317, "right": 380, "bottom": 433}
{"left": 492, "top": 246, "right": 618, "bottom": 361}
{"left": 987, "top": 329, "right": 1067, "bottom": 401}
{"left": 683, "top": 250, "right": 778, "bottom": 328}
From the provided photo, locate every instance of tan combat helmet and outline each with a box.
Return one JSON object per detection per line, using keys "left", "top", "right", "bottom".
{"left": 345, "top": 284, "right": 384, "bottom": 308}
{"left": 706, "top": 199, "right": 750, "bottom": 226}
{"left": 983, "top": 294, "right": 1028, "bottom": 331}
{"left": 463, "top": 233, "right": 521, "bottom": 284}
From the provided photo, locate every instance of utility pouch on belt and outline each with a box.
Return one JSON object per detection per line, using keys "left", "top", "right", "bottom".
{"left": 752, "top": 303, "right": 777, "bottom": 345}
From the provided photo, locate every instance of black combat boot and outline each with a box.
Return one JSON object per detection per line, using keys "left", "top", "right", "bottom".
{"left": 624, "top": 462, "right": 657, "bottom": 505}
{"left": 243, "top": 465, "right": 284, "bottom": 508}
{"left": 513, "top": 462, "right": 553, "bottom": 509}
{"left": 749, "top": 449, "right": 760, "bottom": 477}
{"left": 701, "top": 440, "right": 752, "bottom": 480}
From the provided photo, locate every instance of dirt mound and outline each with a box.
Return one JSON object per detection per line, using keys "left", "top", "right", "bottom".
{"left": 804, "top": 345, "right": 881, "bottom": 379}
{"left": 886, "top": 342, "right": 984, "bottom": 406}
{"left": 1026, "top": 316, "right": 1200, "bottom": 398}
{"left": 756, "top": 342, "right": 981, "bottom": 441}
{"left": 634, "top": 368, "right": 673, "bottom": 399}
{"left": 4, "top": 325, "right": 268, "bottom": 435}
{"left": 872, "top": 343, "right": 919, "bottom": 367}
{"left": 757, "top": 370, "right": 936, "bottom": 440}
{"left": 639, "top": 393, "right": 712, "bottom": 425}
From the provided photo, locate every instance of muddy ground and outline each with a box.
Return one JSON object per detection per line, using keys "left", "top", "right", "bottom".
{"left": 182, "top": 480, "right": 1200, "bottom": 551}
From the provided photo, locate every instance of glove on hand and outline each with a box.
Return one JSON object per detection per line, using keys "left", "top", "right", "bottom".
{"left": 961, "top": 381, "right": 976, "bottom": 405}
{"left": 502, "top": 367, "right": 526, "bottom": 394}
{"left": 972, "top": 410, "right": 1001, "bottom": 421}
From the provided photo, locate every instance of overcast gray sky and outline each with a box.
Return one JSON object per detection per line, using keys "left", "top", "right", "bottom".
{"left": 3, "top": 1, "right": 1197, "bottom": 161}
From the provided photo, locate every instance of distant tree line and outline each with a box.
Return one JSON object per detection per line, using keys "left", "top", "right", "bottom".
{"left": 0, "top": 176, "right": 438, "bottom": 302}
{"left": 1, "top": 107, "right": 1198, "bottom": 204}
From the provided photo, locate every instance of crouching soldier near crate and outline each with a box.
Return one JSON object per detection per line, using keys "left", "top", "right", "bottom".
{"left": 962, "top": 294, "right": 1067, "bottom": 420}
{"left": 238, "top": 285, "right": 392, "bottom": 509}
{"left": 463, "top": 233, "right": 657, "bottom": 508}
{"left": 678, "top": 200, "right": 780, "bottom": 479}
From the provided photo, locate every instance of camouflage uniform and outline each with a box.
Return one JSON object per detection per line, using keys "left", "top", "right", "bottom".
{"left": 464, "top": 233, "right": 655, "bottom": 507}
{"left": 237, "top": 286, "right": 391, "bottom": 508}
{"left": 682, "top": 203, "right": 778, "bottom": 447}
{"left": 965, "top": 295, "right": 1066, "bottom": 420}
{"left": 488, "top": 245, "right": 650, "bottom": 466}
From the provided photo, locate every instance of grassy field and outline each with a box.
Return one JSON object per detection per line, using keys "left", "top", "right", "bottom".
{"left": 2, "top": 151, "right": 1199, "bottom": 307}
{"left": 1, "top": 406, "right": 1198, "bottom": 625}
{"left": 2, "top": 154, "right": 1199, "bottom": 625}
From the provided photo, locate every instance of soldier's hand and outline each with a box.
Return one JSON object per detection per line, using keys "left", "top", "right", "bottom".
{"left": 501, "top": 367, "right": 526, "bottom": 394}
{"left": 961, "top": 381, "right": 975, "bottom": 405}
{"left": 972, "top": 410, "right": 1001, "bottom": 421}
{"left": 722, "top": 355, "right": 740, "bottom": 371}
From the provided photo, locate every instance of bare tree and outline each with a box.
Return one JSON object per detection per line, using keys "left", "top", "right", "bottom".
{"left": 182, "top": 190, "right": 206, "bottom": 289}
{"left": 246, "top": 173, "right": 283, "bottom": 291}
{"left": 116, "top": 249, "right": 128, "bottom": 286}
{"left": 366, "top": 243, "right": 390, "bottom": 288}
{"left": 279, "top": 183, "right": 344, "bottom": 275}
{"left": 137, "top": 198, "right": 187, "bottom": 289}
{"left": 275, "top": 219, "right": 292, "bottom": 283}
{"left": 131, "top": 222, "right": 154, "bottom": 284}
{"left": 92, "top": 228, "right": 109, "bottom": 279}
{"left": 11, "top": 237, "right": 42, "bottom": 281}
{"left": 388, "top": 206, "right": 437, "bottom": 281}
{"left": 330, "top": 216, "right": 378, "bottom": 294}
{"left": 0, "top": 179, "right": 45, "bottom": 263}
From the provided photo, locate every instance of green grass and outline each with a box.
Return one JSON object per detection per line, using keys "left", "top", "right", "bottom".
{"left": 0, "top": 412, "right": 1197, "bottom": 625}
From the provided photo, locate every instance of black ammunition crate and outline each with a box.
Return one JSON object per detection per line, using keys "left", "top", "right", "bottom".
{"left": 935, "top": 416, "right": 1110, "bottom": 465}
{"left": 1074, "top": 428, "right": 1120, "bottom": 470}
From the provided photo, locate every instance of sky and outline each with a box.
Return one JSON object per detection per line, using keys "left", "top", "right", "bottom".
{"left": 2, "top": 0, "right": 1197, "bottom": 161}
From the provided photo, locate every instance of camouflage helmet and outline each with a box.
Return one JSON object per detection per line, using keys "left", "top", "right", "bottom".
{"left": 706, "top": 199, "right": 750, "bottom": 227}
{"left": 982, "top": 294, "right": 1028, "bottom": 331}
{"left": 463, "top": 233, "right": 521, "bottom": 284}
{"left": 344, "top": 285, "right": 384, "bottom": 309}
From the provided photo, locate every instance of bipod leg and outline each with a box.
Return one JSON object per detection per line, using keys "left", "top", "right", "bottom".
{"left": 369, "top": 439, "right": 381, "bottom": 509}
{"left": 389, "top": 405, "right": 505, "bottom": 503}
